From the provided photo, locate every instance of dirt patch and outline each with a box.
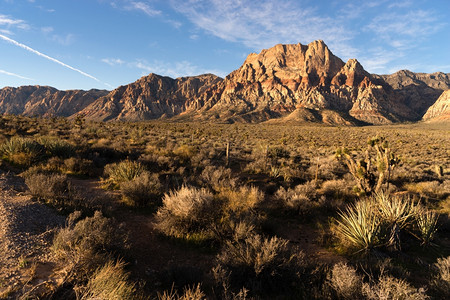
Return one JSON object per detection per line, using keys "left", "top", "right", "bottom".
{"left": 0, "top": 171, "right": 66, "bottom": 298}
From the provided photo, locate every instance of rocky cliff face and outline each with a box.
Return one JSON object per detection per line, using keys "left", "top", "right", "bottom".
{"left": 422, "top": 90, "right": 450, "bottom": 121}
{"left": 193, "top": 40, "right": 411, "bottom": 124}
{"left": 378, "top": 70, "right": 450, "bottom": 119}
{"left": 0, "top": 86, "right": 107, "bottom": 117}
{"left": 1, "top": 40, "right": 449, "bottom": 125}
{"left": 79, "top": 73, "right": 222, "bottom": 121}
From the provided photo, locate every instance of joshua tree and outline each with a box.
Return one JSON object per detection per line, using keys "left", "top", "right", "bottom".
{"left": 336, "top": 136, "right": 399, "bottom": 196}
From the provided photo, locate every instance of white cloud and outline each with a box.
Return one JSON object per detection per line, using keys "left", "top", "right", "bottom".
{"left": 169, "top": 0, "right": 354, "bottom": 56}
{"left": 0, "top": 69, "right": 34, "bottom": 81}
{"left": 131, "top": 59, "right": 226, "bottom": 78}
{"left": 102, "top": 58, "right": 125, "bottom": 66}
{"left": 126, "top": 1, "right": 161, "bottom": 16}
{"left": 0, "top": 14, "right": 30, "bottom": 31}
{"left": 365, "top": 10, "right": 444, "bottom": 48}
{"left": 0, "top": 34, "right": 111, "bottom": 87}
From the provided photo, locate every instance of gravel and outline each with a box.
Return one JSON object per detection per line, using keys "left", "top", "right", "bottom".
{"left": 0, "top": 171, "right": 65, "bottom": 293}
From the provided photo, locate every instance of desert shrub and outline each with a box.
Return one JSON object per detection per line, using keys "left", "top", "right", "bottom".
{"left": 53, "top": 211, "right": 128, "bottom": 280}
{"left": 103, "top": 159, "right": 146, "bottom": 188}
{"left": 405, "top": 181, "right": 447, "bottom": 199}
{"left": 200, "top": 166, "right": 238, "bottom": 190}
{"left": 334, "top": 199, "right": 381, "bottom": 252}
{"left": 328, "top": 262, "right": 362, "bottom": 299}
{"left": 38, "top": 136, "right": 76, "bottom": 158}
{"left": 25, "top": 172, "right": 79, "bottom": 209}
{"left": 155, "top": 186, "right": 219, "bottom": 240}
{"left": 0, "top": 136, "right": 45, "bottom": 166}
{"left": 219, "top": 185, "right": 263, "bottom": 218}
{"left": 362, "top": 275, "right": 428, "bottom": 300}
{"left": 415, "top": 208, "right": 439, "bottom": 246}
{"left": 79, "top": 260, "right": 136, "bottom": 300}
{"left": 157, "top": 284, "right": 205, "bottom": 300}
{"left": 173, "top": 144, "right": 197, "bottom": 161}
{"left": 308, "top": 155, "right": 347, "bottom": 180}
{"left": 64, "top": 157, "right": 96, "bottom": 176}
{"left": 214, "top": 233, "right": 305, "bottom": 296}
{"left": 214, "top": 186, "right": 264, "bottom": 241}
{"left": 334, "top": 191, "right": 441, "bottom": 253}
{"left": 375, "top": 191, "right": 418, "bottom": 251}
{"left": 275, "top": 181, "right": 319, "bottom": 215}
{"left": 431, "top": 256, "right": 450, "bottom": 296}
{"left": 120, "top": 171, "right": 162, "bottom": 207}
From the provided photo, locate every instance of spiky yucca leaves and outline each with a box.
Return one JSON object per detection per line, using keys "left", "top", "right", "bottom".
{"left": 375, "top": 191, "right": 418, "bottom": 251}
{"left": 80, "top": 260, "right": 136, "bottom": 300}
{"left": 415, "top": 208, "right": 439, "bottom": 246}
{"left": 103, "top": 160, "right": 146, "bottom": 188}
{"left": 335, "top": 199, "right": 381, "bottom": 252}
{"left": 0, "top": 136, "right": 45, "bottom": 166}
{"left": 157, "top": 284, "right": 205, "bottom": 300}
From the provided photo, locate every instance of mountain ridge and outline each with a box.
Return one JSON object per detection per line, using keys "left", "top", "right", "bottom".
{"left": 1, "top": 40, "right": 449, "bottom": 124}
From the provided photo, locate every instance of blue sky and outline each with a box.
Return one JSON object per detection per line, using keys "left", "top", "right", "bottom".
{"left": 0, "top": 0, "right": 449, "bottom": 90}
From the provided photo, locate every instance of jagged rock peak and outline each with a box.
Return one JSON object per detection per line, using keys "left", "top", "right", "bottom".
{"left": 331, "top": 58, "right": 371, "bottom": 87}
{"left": 240, "top": 40, "right": 344, "bottom": 76}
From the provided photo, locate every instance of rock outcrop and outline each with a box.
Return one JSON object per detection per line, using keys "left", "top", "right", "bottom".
{"left": 379, "top": 70, "right": 450, "bottom": 119}
{"left": 79, "top": 73, "right": 222, "bottom": 121}
{"left": 1, "top": 40, "right": 449, "bottom": 125}
{"left": 193, "top": 41, "right": 411, "bottom": 124}
{"left": 422, "top": 90, "right": 450, "bottom": 121}
{"left": 0, "top": 86, "right": 107, "bottom": 117}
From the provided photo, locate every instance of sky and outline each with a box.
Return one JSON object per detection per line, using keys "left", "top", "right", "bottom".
{"left": 0, "top": 0, "right": 449, "bottom": 91}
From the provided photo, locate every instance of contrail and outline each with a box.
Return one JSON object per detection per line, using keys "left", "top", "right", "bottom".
{"left": 0, "top": 34, "right": 109, "bottom": 86}
{"left": 0, "top": 69, "right": 34, "bottom": 81}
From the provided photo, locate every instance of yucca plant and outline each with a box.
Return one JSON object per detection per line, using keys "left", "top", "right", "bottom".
{"left": 38, "top": 136, "right": 76, "bottom": 158}
{"left": 335, "top": 199, "right": 381, "bottom": 252}
{"left": 415, "top": 208, "right": 439, "bottom": 246}
{"left": 375, "top": 191, "right": 418, "bottom": 251}
{"left": 0, "top": 136, "right": 45, "bottom": 166}
{"left": 80, "top": 260, "right": 136, "bottom": 300}
{"left": 103, "top": 160, "right": 146, "bottom": 188}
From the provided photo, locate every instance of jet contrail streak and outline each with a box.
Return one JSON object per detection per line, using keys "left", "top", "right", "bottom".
{"left": 0, "top": 34, "right": 105, "bottom": 85}
{"left": 0, "top": 69, "right": 34, "bottom": 80}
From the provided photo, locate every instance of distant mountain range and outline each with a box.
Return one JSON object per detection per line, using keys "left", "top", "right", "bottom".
{"left": 1, "top": 40, "right": 449, "bottom": 124}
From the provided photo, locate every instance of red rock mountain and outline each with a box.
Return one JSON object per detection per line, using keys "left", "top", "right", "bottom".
{"left": 80, "top": 73, "right": 221, "bottom": 121}
{"left": 378, "top": 70, "right": 450, "bottom": 119}
{"left": 422, "top": 90, "right": 450, "bottom": 121}
{"left": 1, "top": 40, "right": 449, "bottom": 125}
{"left": 188, "top": 40, "right": 412, "bottom": 124}
{"left": 0, "top": 86, "right": 107, "bottom": 117}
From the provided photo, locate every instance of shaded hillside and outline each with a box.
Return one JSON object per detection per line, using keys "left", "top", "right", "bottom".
{"left": 378, "top": 70, "right": 450, "bottom": 119}
{"left": 0, "top": 86, "right": 107, "bottom": 117}
{"left": 79, "top": 74, "right": 222, "bottom": 121}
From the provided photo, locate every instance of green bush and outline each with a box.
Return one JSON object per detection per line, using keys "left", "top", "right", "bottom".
{"left": 103, "top": 160, "right": 146, "bottom": 188}
{"left": 0, "top": 136, "right": 45, "bottom": 166}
